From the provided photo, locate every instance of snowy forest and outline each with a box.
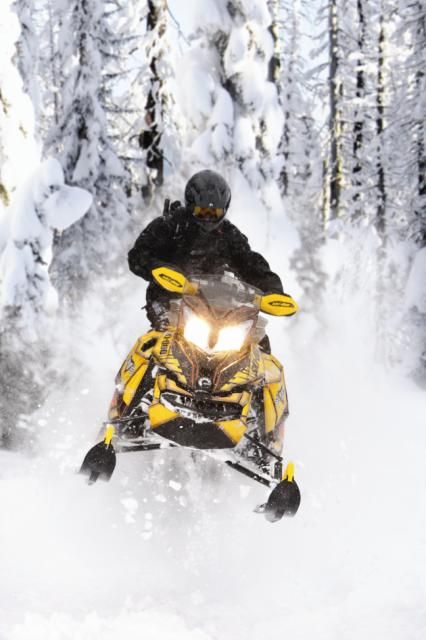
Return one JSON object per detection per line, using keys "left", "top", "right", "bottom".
{"left": 1, "top": 0, "right": 426, "bottom": 638}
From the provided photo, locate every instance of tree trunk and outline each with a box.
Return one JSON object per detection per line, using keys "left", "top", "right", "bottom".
{"left": 139, "top": 0, "right": 167, "bottom": 201}
{"left": 328, "top": 0, "right": 342, "bottom": 219}
{"left": 376, "top": 12, "right": 386, "bottom": 240}
{"left": 267, "top": 0, "right": 281, "bottom": 84}
{"left": 352, "top": 0, "right": 366, "bottom": 209}
{"left": 415, "top": 8, "right": 426, "bottom": 247}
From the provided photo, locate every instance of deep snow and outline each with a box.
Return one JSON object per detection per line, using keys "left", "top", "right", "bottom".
{"left": 1, "top": 205, "right": 426, "bottom": 640}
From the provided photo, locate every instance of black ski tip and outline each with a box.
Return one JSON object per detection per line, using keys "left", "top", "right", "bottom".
{"left": 264, "top": 479, "right": 301, "bottom": 523}
{"left": 79, "top": 442, "right": 116, "bottom": 484}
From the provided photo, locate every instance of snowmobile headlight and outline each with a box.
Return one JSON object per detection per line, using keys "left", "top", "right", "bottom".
{"left": 213, "top": 321, "right": 252, "bottom": 352}
{"left": 184, "top": 311, "right": 211, "bottom": 351}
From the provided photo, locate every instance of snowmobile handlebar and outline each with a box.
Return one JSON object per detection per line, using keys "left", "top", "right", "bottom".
{"left": 151, "top": 266, "right": 298, "bottom": 316}
{"left": 152, "top": 266, "right": 198, "bottom": 295}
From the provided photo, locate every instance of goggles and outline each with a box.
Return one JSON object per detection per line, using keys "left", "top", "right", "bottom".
{"left": 193, "top": 206, "right": 224, "bottom": 219}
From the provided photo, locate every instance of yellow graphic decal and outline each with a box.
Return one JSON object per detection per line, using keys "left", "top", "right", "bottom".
{"left": 262, "top": 354, "right": 282, "bottom": 384}
{"left": 123, "top": 361, "right": 149, "bottom": 405}
{"left": 216, "top": 419, "right": 246, "bottom": 444}
{"left": 149, "top": 402, "right": 179, "bottom": 428}
{"left": 263, "top": 386, "right": 278, "bottom": 433}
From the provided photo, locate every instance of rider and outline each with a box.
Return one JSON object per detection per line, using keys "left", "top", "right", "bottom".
{"left": 128, "top": 170, "right": 285, "bottom": 350}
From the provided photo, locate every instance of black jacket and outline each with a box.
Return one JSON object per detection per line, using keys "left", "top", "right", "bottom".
{"left": 128, "top": 206, "right": 284, "bottom": 298}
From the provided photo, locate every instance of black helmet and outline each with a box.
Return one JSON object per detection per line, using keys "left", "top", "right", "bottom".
{"left": 185, "top": 170, "right": 231, "bottom": 230}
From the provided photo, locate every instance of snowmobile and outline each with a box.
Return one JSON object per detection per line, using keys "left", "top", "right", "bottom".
{"left": 80, "top": 267, "right": 301, "bottom": 522}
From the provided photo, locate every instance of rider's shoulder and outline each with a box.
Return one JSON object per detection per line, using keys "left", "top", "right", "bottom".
{"left": 222, "top": 219, "right": 248, "bottom": 243}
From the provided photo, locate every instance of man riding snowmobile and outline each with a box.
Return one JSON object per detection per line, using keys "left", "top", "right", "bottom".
{"left": 80, "top": 170, "right": 301, "bottom": 522}
{"left": 128, "top": 170, "right": 284, "bottom": 352}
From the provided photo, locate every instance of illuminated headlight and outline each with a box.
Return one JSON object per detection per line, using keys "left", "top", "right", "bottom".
{"left": 184, "top": 310, "right": 252, "bottom": 353}
{"left": 214, "top": 322, "right": 252, "bottom": 352}
{"left": 184, "top": 312, "right": 210, "bottom": 351}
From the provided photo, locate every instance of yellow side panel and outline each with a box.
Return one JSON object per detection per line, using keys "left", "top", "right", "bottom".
{"left": 269, "top": 381, "right": 287, "bottom": 420}
{"left": 153, "top": 332, "right": 174, "bottom": 360}
{"left": 149, "top": 402, "right": 179, "bottom": 428}
{"left": 240, "top": 391, "right": 252, "bottom": 418}
{"left": 263, "top": 377, "right": 288, "bottom": 433}
{"left": 123, "top": 361, "right": 149, "bottom": 405}
{"left": 152, "top": 375, "right": 167, "bottom": 400}
{"left": 216, "top": 419, "right": 246, "bottom": 445}
{"left": 262, "top": 353, "right": 283, "bottom": 384}
{"left": 263, "top": 386, "right": 278, "bottom": 433}
{"left": 118, "top": 331, "right": 160, "bottom": 385}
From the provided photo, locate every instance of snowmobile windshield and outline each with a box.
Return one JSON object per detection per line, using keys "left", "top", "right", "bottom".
{"left": 185, "top": 273, "right": 261, "bottom": 312}
{"left": 178, "top": 273, "right": 261, "bottom": 353}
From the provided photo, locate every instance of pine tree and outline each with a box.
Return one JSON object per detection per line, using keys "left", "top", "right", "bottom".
{"left": 0, "top": 0, "right": 39, "bottom": 209}
{"left": 13, "top": 0, "right": 40, "bottom": 115}
{"left": 277, "top": 0, "right": 326, "bottom": 304}
{"left": 47, "top": 0, "right": 130, "bottom": 301}
{"left": 181, "top": 0, "right": 285, "bottom": 209}
{"left": 0, "top": 1, "right": 92, "bottom": 447}
{"left": 327, "top": 0, "right": 343, "bottom": 220}
{"left": 395, "top": 0, "right": 426, "bottom": 382}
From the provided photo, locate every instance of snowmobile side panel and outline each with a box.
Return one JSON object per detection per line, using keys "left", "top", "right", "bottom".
{"left": 262, "top": 353, "right": 283, "bottom": 384}
{"left": 263, "top": 379, "right": 288, "bottom": 433}
{"left": 123, "top": 361, "right": 149, "bottom": 405}
{"left": 118, "top": 331, "right": 160, "bottom": 382}
{"left": 153, "top": 332, "right": 188, "bottom": 385}
{"left": 148, "top": 401, "right": 180, "bottom": 428}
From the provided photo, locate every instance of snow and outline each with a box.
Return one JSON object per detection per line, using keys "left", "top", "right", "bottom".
{"left": 1, "top": 273, "right": 426, "bottom": 639}
{"left": 405, "top": 247, "right": 426, "bottom": 313}
{"left": 0, "top": 158, "right": 91, "bottom": 325}
{"left": 1, "top": 0, "right": 426, "bottom": 638}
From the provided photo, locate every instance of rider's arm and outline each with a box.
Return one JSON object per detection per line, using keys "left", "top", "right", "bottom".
{"left": 226, "top": 221, "right": 284, "bottom": 293}
{"left": 128, "top": 216, "right": 174, "bottom": 281}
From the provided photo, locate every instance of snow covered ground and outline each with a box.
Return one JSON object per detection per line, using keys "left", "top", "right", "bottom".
{"left": 1, "top": 209, "right": 426, "bottom": 640}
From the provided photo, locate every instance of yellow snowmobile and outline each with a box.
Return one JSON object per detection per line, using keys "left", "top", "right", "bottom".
{"left": 80, "top": 268, "right": 301, "bottom": 522}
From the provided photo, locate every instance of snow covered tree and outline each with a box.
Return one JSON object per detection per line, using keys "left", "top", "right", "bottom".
{"left": 179, "top": 0, "right": 285, "bottom": 209}
{"left": 13, "top": 0, "right": 40, "bottom": 117}
{"left": 276, "top": 0, "right": 326, "bottom": 304}
{"left": 0, "top": 161, "right": 91, "bottom": 447}
{"left": 0, "top": 1, "right": 39, "bottom": 210}
{"left": 393, "top": 0, "right": 426, "bottom": 382}
{"left": 46, "top": 0, "right": 131, "bottom": 300}
{"left": 138, "top": 0, "right": 168, "bottom": 200}
{"left": 327, "top": 0, "right": 343, "bottom": 220}
{"left": 0, "top": 1, "right": 92, "bottom": 447}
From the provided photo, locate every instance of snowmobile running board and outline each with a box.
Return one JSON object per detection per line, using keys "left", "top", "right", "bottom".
{"left": 102, "top": 416, "right": 283, "bottom": 488}
{"left": 115, "top": 442, "right": 274, "bottom": 487}
{"left": 115, "top": 442, "right": 177, "bottom": 454}
{"left": 225, "top": 461, "right": 272, "bottom": 488}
